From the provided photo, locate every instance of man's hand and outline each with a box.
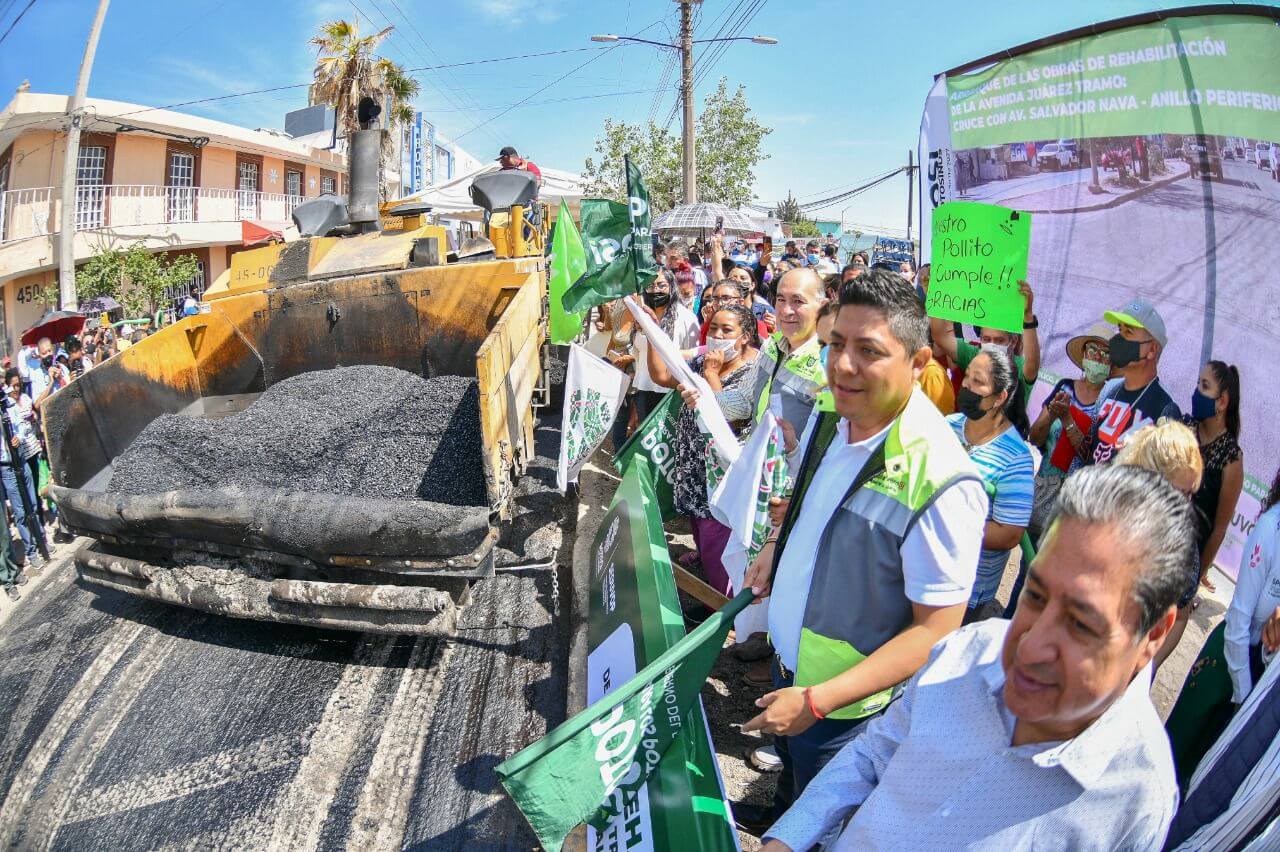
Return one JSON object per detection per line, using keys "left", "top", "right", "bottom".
{"left": 8, "top": 436, "right": 17, "bottom": 448}
{"left": 741, "top": 687, "right": 817, "bottom": 736}
{"left": 1018, "top": 279, "right": 1035, "bottom": 322}
{"left": 677, "top": 383, "right": 700, "bottom": 408}
{"left": 763, "top": 312, "right": 777, "bottom": 334}
{"left": 744, "top": 547, "right": 774, "bottom": 602}
{"left": 768, "top": 496, "right": 789, "bottom": 527}
{"left": 1264, "top": 606, "right": 1280, "bottom": 653}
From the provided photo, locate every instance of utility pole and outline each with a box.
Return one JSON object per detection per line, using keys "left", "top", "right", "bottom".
{"left": 678, "top": 0, "right": 698, "bottom": 204}
{"left": 57, "top": 0, "right": 111, "bottom": 311}
{"left": 905, "top": 149, "right": 915, "bottom": 246}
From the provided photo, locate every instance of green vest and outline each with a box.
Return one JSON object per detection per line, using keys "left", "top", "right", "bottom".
{"left": 773, "top": 389, "right": 981, "bottom": 720}
{"left": 751, "top": 333, "right": 826, "bottom": 426}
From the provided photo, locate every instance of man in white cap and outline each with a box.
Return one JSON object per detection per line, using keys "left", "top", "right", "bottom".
{"left": 1081, "top": 298, "right": 1181, "bottom": 466}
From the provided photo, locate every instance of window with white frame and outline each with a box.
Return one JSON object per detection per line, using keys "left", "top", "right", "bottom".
{"left": 75, "top": 145, "right": 107, "bottom": 230}
{"left": 167, "top": 151, "right": 195, "bottom": 222}
{"left": 237, "top": 161, "right": 259, "bottom": 218}
{"left": 321, "top": 175, "right": 335, "bottom": 195}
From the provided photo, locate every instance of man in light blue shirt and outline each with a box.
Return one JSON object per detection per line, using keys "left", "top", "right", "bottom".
{"left": 761, "top": 464, "right": 1196, "bottom": 851}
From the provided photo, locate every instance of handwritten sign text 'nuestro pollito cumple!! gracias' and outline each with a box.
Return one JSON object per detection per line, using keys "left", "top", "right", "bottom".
{"left": 928, "top": 201, "right": 1031, "bottom": 334}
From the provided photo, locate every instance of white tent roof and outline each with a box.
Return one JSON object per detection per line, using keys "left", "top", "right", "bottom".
{"left": 401, "top": 162, "right": 584, "bottom": 220}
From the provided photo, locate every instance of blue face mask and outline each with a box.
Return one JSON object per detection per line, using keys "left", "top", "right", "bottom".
{"left": 1191, "top": 387, "right": 1218, "bottom": 421}
{"left": 819, "top": 344, "right": 829, "bottom": 370}
{"left": 807, "top": 253, "right": 820, "bottom": 265}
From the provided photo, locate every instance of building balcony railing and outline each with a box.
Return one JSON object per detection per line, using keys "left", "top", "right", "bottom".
{"left": 0, "top": 184, "right": 308, "bottom": 245}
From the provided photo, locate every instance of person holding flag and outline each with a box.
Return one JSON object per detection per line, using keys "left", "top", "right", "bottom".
{"left": 734, "top": 269, "right": 988, "bottom": 837}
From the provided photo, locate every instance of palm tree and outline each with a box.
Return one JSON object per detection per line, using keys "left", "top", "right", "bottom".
{"left": 310, "top": 19, "right": 420, "bottom": 138}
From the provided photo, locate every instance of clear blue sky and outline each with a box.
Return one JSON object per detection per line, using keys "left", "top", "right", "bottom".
{"left": 3, "top": 0, "right": 1273, "bottom": 235}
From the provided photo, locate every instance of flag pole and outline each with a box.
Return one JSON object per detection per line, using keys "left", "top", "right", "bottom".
{"left": 624, "top": 154, "right": 642, "bottom": 295}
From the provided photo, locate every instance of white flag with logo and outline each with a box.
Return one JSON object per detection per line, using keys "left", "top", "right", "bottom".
{"left": 557, "top": 344, "right": 631, "bottom": 492}
{"left": 709, "top": 412, "right": 788, "bottom": 642}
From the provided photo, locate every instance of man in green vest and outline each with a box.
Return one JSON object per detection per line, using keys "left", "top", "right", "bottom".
{"left": 734, "top": 269, "right": 989, "bottom": 836}
{"left": 715, "top": 266, "right": 828, "bottom": 431}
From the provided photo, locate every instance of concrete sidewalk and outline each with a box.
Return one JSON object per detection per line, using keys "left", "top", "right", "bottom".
{"left": 1000, "top": 160, "right": 1192, "bottom": 214}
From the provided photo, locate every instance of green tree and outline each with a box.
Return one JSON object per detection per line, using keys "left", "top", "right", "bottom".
{"left": 773, "top": 191, "right": 820, "bottom": 238}
{"left": 74, "top": 243, "right": 200, "bottom": 319}
{"left": 310, "top": 18, "right": 421, "bottom": 197}
{"left": 582, "top": 78, "right": 771, "bottom": 213}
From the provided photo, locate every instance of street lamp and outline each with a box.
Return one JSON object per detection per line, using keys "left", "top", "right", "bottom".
{"left": 589, "top": 21, "right": 776, "bottom": 204}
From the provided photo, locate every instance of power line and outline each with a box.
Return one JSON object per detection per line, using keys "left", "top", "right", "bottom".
{"left": 796, "top": 168, "right": 904, "bottom": 211}
{"left": 0, "top": 46, "right": 621, "bottom": 138}
{"left": 0, "top": 0, "right": 38, "bottom": 47}
{"left": 450, "top": 42, "right": 624, "bottom": 143}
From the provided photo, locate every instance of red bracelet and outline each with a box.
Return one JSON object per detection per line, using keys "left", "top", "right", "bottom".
{"left": 804, "top": 687, "right": 825, "bottom": 720}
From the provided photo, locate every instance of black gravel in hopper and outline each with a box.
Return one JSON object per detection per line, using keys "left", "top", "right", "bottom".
{"left": 109, "top": 365, "right": 488, "bottom": 507}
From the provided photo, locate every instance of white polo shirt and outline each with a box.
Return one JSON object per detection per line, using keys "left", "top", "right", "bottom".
{"left": 769, "top": 414, "right": 987, "bottom": 672}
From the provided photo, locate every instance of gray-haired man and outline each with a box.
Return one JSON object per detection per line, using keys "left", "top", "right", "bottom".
{"left": 761, "top": 464, "right": 1196, "bottom": 851}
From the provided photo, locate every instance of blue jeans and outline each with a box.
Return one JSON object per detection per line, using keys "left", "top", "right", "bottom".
{"left": 2, "top": 462, "right": 38, "bottom": 560}
{"left": 770, "top": 657, "right": 874, "bottom": 819}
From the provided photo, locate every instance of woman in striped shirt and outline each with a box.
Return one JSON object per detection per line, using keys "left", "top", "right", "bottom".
{"left": 947, "top": 344, "right": 1035, "bottom": 620}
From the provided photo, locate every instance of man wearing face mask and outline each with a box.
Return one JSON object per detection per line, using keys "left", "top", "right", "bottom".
{"left": 1083, "top": 298, "right": 1182, "bottom": 467}
{"left": 28, "top": 337, "right": 66, "bottom": 408}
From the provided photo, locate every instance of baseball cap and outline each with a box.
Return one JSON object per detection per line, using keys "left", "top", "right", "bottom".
{"left": 1104, "top": 298, "right": 1167, "bottom": 347}
{"left": 497, "top": 146, "right": 518, "bottom": 159}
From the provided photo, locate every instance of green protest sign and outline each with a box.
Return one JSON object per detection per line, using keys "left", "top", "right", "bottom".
{"left": 927, "top": 200, "right": 1031, "bottom": 334}
{"left": 495, "top": 459, "right": 747, "bottom": 852}
{"left": 613, "top": 390, "right": 681, "bottom": 521}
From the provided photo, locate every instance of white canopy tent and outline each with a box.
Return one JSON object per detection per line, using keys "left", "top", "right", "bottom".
{"left": 399, "top": 162, "right": 585, "bottom": 221}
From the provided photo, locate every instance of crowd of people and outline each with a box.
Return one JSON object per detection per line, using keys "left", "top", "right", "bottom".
{"left": 593, "top": 233, "right": 1273, "bottom": 849}
{"left": 0, "top": 323, "right": 130, "bottom": 600}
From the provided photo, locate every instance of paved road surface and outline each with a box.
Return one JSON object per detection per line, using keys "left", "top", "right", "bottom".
{"left": 0, "top": 427, "right": 571, "bottom": 851}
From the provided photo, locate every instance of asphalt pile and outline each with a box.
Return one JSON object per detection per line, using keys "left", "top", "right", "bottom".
{"left": 109, "top": 366, "right": 488, "bottom": 507}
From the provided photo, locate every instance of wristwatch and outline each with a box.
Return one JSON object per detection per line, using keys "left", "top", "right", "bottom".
{"left": 1023, "top": 315, "right": 1039, "bottom": 329}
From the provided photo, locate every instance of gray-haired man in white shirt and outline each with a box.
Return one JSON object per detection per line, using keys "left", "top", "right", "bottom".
{"left": 762, "top": 463, "right": 1197, "bottom": 851}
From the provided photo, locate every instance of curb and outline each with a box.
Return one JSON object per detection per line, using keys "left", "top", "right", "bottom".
{"left": 1011, "top": 164, "right": 1191, "bottom": 215}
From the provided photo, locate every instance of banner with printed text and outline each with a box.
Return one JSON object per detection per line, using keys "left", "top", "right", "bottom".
{"left": 918, "top": 11, "right": 1280, "bottom": 580}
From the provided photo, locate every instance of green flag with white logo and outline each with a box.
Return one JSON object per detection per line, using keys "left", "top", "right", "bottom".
{"left": 495, "top": 458, "right": 750, "bottom": 852}
{"left": 612, "top": 389, "right": 681, "bottom": 522}
{"left": 548, "top": 199, "right": 588, "bottom": 344}
{"left": 560, "top": 157, "right": 659, "bottom": 314}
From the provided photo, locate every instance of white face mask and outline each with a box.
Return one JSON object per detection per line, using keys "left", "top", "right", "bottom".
{"left": 706, "top": 336, "right": 738, "bottom": 355}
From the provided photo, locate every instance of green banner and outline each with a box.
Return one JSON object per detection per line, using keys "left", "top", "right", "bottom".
{"left": 927, "top": 201, "right": 1031, "bottom": 334}
{"left": 947, "top": 14, "right": 1280, "bottom": 149}
{"left": 495, "top": 459, "right": 747, "bottom": 851}
{"left": 613, "top": 391, "right": 681, "bottom": 522}
{"left": 561, "top": 159, "right": 660, "bottom": 314}
{"left": 549, "top": 199, "right": 588, "bottom": 344}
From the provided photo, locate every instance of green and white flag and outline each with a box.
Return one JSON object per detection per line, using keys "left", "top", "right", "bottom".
{"left": 560, "top": 157, "right": 659, "bottom": 314}
{"left": 557, "top": 343, "right": 630, "bottom": 492}
{"left": 709, "top": 411, "right": 790, "bottom": 643}
{"left": 612, "top": 390, "right": 681, "bottom": 522}
{"left": 548, "top": 199, "right": 588, "bottom": 344}
{"left": 496, "top": 459, "right": 748, "bottom": 852}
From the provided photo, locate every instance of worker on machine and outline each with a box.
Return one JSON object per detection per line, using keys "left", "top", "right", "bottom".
{"left": 498, "top": 146, "right": 542, "bottom": 191}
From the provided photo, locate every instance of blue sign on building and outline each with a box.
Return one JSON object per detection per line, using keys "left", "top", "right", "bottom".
{"left": 410, "top": 112, "right": 424, "bottom": 193}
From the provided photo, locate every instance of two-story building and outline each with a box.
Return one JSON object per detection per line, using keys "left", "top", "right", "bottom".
{"left": 0, "top": 91, "right": 347, "bottom": 354}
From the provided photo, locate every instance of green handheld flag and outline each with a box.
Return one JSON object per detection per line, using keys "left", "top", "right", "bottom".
{"left": 560, "top": 158, "right": 660, "bottom": 313}
{"left": 548, "top": 199, "right": 588, "bottom": 344}
{"left": 495, "top": 465, "right": 752, "bottom": 852}
{"left": 612, "top": 389, "right": 682, "bottom": 521}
